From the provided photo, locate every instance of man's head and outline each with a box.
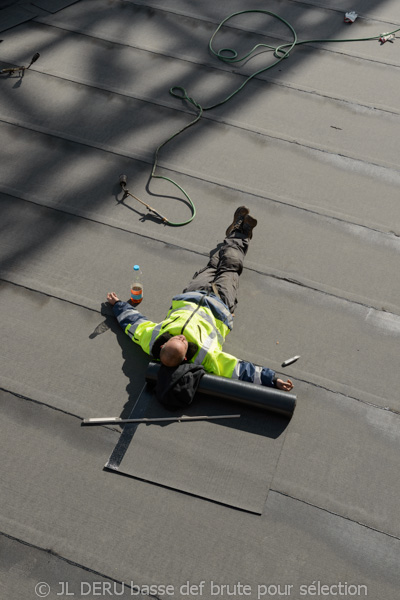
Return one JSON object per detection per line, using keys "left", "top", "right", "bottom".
{"left": 159, "top": 334, "right": 189, "bottom": 367}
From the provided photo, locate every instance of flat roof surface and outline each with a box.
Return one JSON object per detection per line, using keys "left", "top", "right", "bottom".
{"left": 1, "top": 1, "right": 400, "bottom": 599}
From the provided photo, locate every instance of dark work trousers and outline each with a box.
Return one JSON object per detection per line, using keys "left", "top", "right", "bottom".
{"left": 182, "top": 232, "right": 249, "bottom": 314}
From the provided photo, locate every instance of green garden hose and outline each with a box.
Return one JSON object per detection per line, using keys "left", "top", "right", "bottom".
{"left": 130, "top": 10, "right": 399, "bottom": 226}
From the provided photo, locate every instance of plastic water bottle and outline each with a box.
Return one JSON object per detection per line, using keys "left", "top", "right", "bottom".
{"left": 130, "top": 265, "right": 143, "bottom": 306}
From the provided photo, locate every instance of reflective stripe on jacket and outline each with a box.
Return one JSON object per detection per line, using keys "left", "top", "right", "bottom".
{"left": 112, "top": 292, "right": 276, "bottom": 387}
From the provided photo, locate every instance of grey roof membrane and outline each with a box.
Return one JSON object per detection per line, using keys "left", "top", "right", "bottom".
{"left": 1, "top": 1, "right": 400, "bottom": 599}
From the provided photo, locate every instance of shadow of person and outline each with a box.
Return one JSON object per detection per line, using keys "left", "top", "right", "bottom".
{"left": 89, "top": 302, "right": 150, "bottom": 420}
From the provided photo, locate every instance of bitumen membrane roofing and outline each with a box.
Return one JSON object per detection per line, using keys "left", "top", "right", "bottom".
{"left": 0, "top": 1, "right": 400, "bottom": 599}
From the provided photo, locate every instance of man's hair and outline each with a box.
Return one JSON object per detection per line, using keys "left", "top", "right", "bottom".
{"left": 159, "top": 344, "right": 185, "bottom": 367}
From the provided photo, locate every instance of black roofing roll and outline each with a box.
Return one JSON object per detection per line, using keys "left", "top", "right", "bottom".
{"left": 145, "top": 362, "right": 296, "bottom": 418}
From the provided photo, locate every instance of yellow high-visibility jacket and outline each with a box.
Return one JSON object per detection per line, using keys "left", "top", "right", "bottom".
{"left": 113, "top": 291, "right": 276, "bottom": 386}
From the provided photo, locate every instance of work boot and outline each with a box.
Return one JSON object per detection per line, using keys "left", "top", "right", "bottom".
{"left": 226, "top": 206, "right": 250, "bottom": 237}
{"left": 242, "top": 214, "right": 257, "bottom": 239}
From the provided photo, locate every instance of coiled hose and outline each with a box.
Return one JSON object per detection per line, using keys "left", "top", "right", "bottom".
{"left": 124, "top": 10, "right": 399, "bottom": 226}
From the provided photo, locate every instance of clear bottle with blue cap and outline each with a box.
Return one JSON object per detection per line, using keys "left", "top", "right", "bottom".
{"left": 130, "top": 265, "right": 143, "bottom": 305}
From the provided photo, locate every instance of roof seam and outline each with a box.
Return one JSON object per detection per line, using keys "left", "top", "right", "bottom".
{"left": 0, "top": 530, "right": 161, "bottom": 599}
{"left": 33, "top": 17, "right": 400, "bottom": 73}
{"left": 3, "top": 231, "right": 400, "bottom": 319}
{"left": 1, "top": 198, "right": 399, "bottom": 316}
{"left": 122, "top": 0, "right": 400, "bottom": 33}
{"left": 3, "top": 104, "right": 398, "bottom": 179}
{"left": 0, "top": 385, "right": 123, "bottom": 433}
{"left": 2, "top": 117, "right": 398, "bottom": 230}
{"left": 6, "top": 49, "right": 398, "bottom": 116}
{"left": 270, "top": 490, "right": 400, "bottom": 540}
{"left": 291, "top": 376, "right": 400, "bottom": 416}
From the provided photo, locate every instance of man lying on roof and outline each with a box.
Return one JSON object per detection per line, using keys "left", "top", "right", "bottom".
{"left": 107, "top": 206, "right": 293, "bottom": 392}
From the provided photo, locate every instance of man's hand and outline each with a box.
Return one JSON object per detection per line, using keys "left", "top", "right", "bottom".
{"left": 107, "top": 292, "right": 119, "bottom": 306}
{"left": 276, "top": 378, "right": 294, "bottom": 392}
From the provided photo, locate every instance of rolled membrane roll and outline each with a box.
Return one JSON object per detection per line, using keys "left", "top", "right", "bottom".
{"left": 146, "top": 361, "right": 296, "bottom": 418}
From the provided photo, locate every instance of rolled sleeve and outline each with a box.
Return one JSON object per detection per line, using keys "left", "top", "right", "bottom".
{"left": 233, "top": 360, "right": 276, "bottom": 388}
